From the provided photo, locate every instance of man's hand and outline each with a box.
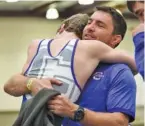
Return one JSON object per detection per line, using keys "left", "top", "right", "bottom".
{"left": 31, "top": 78, "right": 62, "bottom": 95}
{"left": 48, "top": 95, "right": 79, "bottom": 118}
{"left": 48, "top": 95, "right": 129, "bottom": 126}
{"left": 132, "top": 23, "right": 144, "bottom": 37}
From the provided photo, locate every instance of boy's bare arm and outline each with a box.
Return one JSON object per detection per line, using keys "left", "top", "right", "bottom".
{"left": 82, "top": 40, "right": 137, "bottom": 74}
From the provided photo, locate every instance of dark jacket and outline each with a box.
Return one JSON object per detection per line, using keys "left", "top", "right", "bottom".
{"left": 13, "top": 88, "right": 63, "bottom": 126}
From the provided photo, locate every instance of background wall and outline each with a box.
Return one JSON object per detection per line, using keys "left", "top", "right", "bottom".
{"left": 0, "top": 17, "right": 61, "bottom": 111}
{"left": 0, "top": 17, "right": 144, "bottom": 126}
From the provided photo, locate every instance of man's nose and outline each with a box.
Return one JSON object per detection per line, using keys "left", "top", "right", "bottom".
{"left": 87, "top": 23, "right": 95, "bottom": 32}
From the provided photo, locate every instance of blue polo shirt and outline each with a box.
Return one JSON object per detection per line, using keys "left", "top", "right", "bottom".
{"left": 62, "top": 63, "right": 136, "bottom": 126}
{"left": 133, "top": 32, "right": 144, "bottom": 79}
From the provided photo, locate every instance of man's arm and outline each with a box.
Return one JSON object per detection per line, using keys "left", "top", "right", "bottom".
{"left": 49, "top": 94, "right": 128, "bottom": 126}
{"left": 4, "top": 40, "right": 62, "bottom": 96}
{"left": 81, "top": 110, "right": 128, "bottom": 126}
{"left": 48, "top": 66, "right": 136, "bottom": 126}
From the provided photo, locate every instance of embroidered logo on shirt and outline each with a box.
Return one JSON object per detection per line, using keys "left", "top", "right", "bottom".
{"left": 93, "top": 72, "right": 104, "bottom": 80}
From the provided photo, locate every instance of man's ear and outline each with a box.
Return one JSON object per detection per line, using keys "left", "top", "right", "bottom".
{"left": 58, "top": 24, "right": 65, "bottom": 34}
{"left": 110, "top": 35, "right": 122, "bottom": 48}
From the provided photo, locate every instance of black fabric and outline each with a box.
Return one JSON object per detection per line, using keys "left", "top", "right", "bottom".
{"left": 13, "top": 88, "right": 63, "bottom": 126}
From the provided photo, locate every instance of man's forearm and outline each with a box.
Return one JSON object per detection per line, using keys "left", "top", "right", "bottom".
{"left": 80, "top": 109, "right": 128, "bottom": 126}
{"left": 4, "top": 74, "right": 30, "bottom": 96}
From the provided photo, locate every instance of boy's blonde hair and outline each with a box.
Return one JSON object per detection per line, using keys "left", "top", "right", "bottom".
{"left": 58, "top": 13, "right": 89, "bottom": 39}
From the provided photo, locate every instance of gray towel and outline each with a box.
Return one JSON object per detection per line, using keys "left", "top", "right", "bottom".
{"left": 13, "top": 88, "right": 63, "bottom": 126}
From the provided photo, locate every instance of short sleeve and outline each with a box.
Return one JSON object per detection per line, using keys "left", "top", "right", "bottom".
{"left": 107, "top": 69, "right": 136, "bottom": 122}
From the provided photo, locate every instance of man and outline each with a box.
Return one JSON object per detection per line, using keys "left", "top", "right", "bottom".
{"left": 50, "top": 7, "right": 136, "bottom": 126}
{"left": 127, "top": 1, "right": 144, "bottom": 79}
{"left": 4, "top": 7, "right": 136, "bottom": 126}
{"left": 127, "top": 1, "right": 144, "bottom": 23}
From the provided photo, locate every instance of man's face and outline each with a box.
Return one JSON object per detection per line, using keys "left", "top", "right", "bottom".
{"left": 132, "top": 1, "right": 144, "bottom": 23}
{"left": 82, "top": 11, "right": 115, "bottom": 45}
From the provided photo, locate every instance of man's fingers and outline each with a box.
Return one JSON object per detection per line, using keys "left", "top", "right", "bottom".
{"left": 48, "top": 98, "right": 61, "bottom": 105}
{"left": 49, "top": 78, "right": 63, "bottom": 85}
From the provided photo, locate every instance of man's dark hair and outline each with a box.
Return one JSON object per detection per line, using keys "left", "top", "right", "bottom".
{"left": 127, "top": 1, "right": 144, "bottom": 13}
{"left": 96, "top": 6, "right": 127, "bottom": 46}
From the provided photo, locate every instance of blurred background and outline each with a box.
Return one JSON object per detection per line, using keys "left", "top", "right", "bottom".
{"left": 0, "top": 0, "right": 144, "bottom": 126}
